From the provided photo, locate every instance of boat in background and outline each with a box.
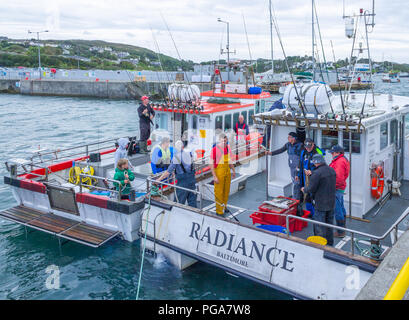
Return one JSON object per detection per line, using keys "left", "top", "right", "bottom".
{"left": 382, "top": 72, "right": 400, "bottom": 83}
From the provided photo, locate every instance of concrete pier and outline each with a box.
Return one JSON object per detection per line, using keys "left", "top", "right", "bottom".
{"left": 0, "top": 79, "right": 20, "bottom": 94}
{"left": 356, "top": 230, "right": 409, "bottom": 300}
{"left": 0, "top": 79, "right": 212, "bottom": 100}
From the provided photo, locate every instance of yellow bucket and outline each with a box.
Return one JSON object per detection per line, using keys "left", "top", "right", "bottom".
{"left": 307, "top": 236, "right": 327, "bottom": 246}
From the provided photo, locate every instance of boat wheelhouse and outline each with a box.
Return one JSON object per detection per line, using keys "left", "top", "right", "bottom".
{"left": 254, "top": 91, "right": 409, "bottom": 219}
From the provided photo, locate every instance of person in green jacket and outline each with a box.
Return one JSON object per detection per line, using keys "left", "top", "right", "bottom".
{"left": 113, "top": 158, "right": 135, "bottom": 200}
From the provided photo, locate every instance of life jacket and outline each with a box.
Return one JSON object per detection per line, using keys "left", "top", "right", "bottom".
{"left": 299, "top": 146, "right": 325, "bottom": 187}
{"left": 152, "top": 144, "right": 172, "bottom": 165}
{"left": 212, "top": 144, "right": 233, "bottom": 168}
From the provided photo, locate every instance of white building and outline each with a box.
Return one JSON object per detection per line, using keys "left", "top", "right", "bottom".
{"left": 116, "top": 51, "right": 130, "bottom": 59}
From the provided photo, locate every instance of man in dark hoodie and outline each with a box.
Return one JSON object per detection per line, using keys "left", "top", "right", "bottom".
{"left": 301, "top": 154, "right": 336, "bottom": 246}
{"left": 137, "top": 96, "right": 155, "bottom": 154}
{"left": 267, "top": 132, "right": 303, "bottom": 200}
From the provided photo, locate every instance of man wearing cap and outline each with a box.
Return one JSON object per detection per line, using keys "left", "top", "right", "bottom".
{"left": 301, "top": 154, "right": 336, "bottom": 246}
{"left": 297, "top": 138, "right": 325, "bottom": 216}
{"left": 267, "top": 132, "right": 303, "bottom": 200}
{"left": 137, "top": 96, "right": 155, "bottom": 154}
{"left": 329, "top": 145, "right": 350, "bottom": 237}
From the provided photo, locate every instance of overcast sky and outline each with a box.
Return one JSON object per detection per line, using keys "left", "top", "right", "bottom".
{"left": 1, "top": 0, "right": 408, "bottom": 63}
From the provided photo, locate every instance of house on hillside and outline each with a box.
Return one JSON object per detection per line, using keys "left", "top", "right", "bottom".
{"left": 116, "top": 51, "right": 130, "bottom": 59}
{"left": 90, "top": 46, "right": 104, "bottom": 53}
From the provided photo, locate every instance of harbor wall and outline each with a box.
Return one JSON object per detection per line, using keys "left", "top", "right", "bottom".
{"left": 0, "top": 79, "right": 212, "bottom": 100}
{"left": 0, "top": 79, "right": 20, "bottom": 94}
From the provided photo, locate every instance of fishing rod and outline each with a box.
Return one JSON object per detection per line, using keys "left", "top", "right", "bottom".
{"left": 313, "top": 1, "right": 331, "bottom": 83}
{"left": 314, "top": 45, "right": 335, "bottom": 115}
{"left": 160, "top": 12, "right": 197, "bottom": 105}
{"left": 150, "top": 27, "right": 172, "bottom": 105}
{"left": 242, "top": 13, "right": 255, "bottom": 86}
{"left": 330, "top": 40, "right": 346, "bottom": 117}
{"left": 270, "top": 1, "right": 307, "bottom": 118}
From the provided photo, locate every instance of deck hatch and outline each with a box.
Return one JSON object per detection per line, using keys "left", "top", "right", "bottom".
{"left": 47, "top": 184, "right": 79, "bottom": 216}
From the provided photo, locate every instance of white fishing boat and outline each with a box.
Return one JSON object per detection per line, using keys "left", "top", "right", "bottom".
{"left": 382, "top": 73, "right": 400, "bottom": 83}
{"left": 2, "top": 0, "right": 409, "bottom": 301}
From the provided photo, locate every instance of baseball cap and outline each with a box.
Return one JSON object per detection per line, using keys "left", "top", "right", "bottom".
{"left": 141, "top": 96, "right": 149, "bottom": 101}
{"left": 329, "top": 145, "right": 344, "bottom": 154}
{"left": 304, "top": 138, "right": 314, "bottom": 147}
{"left": 288, "top": 132, "right": 297, "bottom": 138}
{"left": 311, "top": 153, "right": 325, "bottom": 165}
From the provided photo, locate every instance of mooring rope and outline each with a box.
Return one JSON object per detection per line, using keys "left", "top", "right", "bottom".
{"left": 136, "top": 192, "right": 152, "bottom": 300}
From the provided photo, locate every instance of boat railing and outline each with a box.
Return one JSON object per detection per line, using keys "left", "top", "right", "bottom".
{"left": 149, "top": 134, "right": 266, "bottom": 181}
{"left": 146, "top": 174, "right": 409, "bottom": 259}
{"left": 26, "top": 137, "right": 122, "bottom": 168}
{"left": 279, "top": 207, "right": 409, "bottom": 256}
{"left": 78, "top": 173, "right": 144, "bottom": 202}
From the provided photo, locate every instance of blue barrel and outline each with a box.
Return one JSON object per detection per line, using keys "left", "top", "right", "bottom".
{"left": 248, "top": 86, "right": 262, "bottom": 94}
{"left": 257, "top": 224, "right": 287, "bottom": 234}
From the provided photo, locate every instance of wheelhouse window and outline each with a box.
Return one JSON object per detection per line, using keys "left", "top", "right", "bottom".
{"left": 260, "top": 100, "right": 266, "bottom": 112}
{"left": 241, "top": 111, "right": 248, "bottom": 124}
{"left": 192, "top": 115, "right": 198, "bottom": 130}
{"left": 215, "top": 115, "right": 223, "bottom": 130}
{"left": 224, "top": 114, "right": 232, "bottom": 130}
{"left": 321, "top": 130, "right": 339, "bottom": 150}
{"left": 233, "top": 112, "right": 240, "bottom": 127}
{"left": 390, "top": 119, "right": 398, "bottom": 145}
{"left": 248, "top": 110, "right": 254, "bottom": 126}
{"left": 343, "top": 132, "right": 361, "bottom": 154}
{"left": 255, "top": 101, "right": 260, "bottom": 114}
{"left": 380, "top": 122, "right": 388, "bottom": 150}
{"left": 156, "top": 113, "right": 168, "bottom": 130}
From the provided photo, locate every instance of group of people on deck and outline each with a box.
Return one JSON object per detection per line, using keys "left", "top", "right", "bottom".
{"left": 112, "top": 95, "right": 241, "bottom": 215}
{"left": 113, "top": 95, "right": 349, "bottom": 246}
{"left": 267, "top": 132, "right": 350, "bottom": 246}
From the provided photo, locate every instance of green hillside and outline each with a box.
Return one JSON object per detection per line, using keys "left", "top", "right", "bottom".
{"left": 0, "top": 38, "right": 195, "bottom": 71}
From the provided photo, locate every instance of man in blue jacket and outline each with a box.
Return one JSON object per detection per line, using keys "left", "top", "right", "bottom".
{"left": 267, "top": 132, "right": 303, "bottom": 200}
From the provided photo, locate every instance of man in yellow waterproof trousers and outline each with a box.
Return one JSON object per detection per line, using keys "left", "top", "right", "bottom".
{"left": 210, "top": 133, "right": 236, "bottom": 215}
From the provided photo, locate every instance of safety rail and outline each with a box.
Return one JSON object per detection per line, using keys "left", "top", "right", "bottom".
{"left": 150, "top": 135, "right": 266, "bottom": 181}
{"left": 146, "top": 176, "right": 409, "bottom": 259}
{"left": 384, "top": 257, "right": 409, "bottom": 300}
{"left": 79, "top": 173, "right": 125, "bottom": 201}
{"left": 27, "top": 137, "right": 121, "bottom": 168}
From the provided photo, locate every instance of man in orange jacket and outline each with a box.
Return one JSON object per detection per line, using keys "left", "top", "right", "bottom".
{"left": 329, "top": 145, "right": 350, "bottom": 237}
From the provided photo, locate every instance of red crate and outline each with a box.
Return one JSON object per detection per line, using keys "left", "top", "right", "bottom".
{"left": 249, "top": 212, "right": 296, "bottom": 233}
{"left": 256, "top": 197, "right": 299, "bottom": 225}
{"left": 294, "top": 210, "right": 310, "bottom": 232}
{"left": 250, "top": 209, "right": 310, "bottom": 234}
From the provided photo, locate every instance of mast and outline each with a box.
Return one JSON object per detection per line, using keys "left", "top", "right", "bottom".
{"left": 269, "top": 0, "right": 274, "bottom": 72}
{"left": 311, "top": 0, "right": 315, "bottom": 81}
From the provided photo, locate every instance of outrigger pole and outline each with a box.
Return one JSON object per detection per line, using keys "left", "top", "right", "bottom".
{"left": 270, "top": 2, "right": 307, "bottom": 118}
{"left": 150, "top": 27, "right": 172, "bottom": 105}
{"left": 330, "top": 40, "right": 346, "bottom": 117}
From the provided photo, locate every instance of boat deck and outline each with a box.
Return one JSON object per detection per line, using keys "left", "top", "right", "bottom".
{"left": 223, "top": 171, "right": 409, "bottom": 256}
{"left": 0, "top": 205, "right": 120, "bottom": 248}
